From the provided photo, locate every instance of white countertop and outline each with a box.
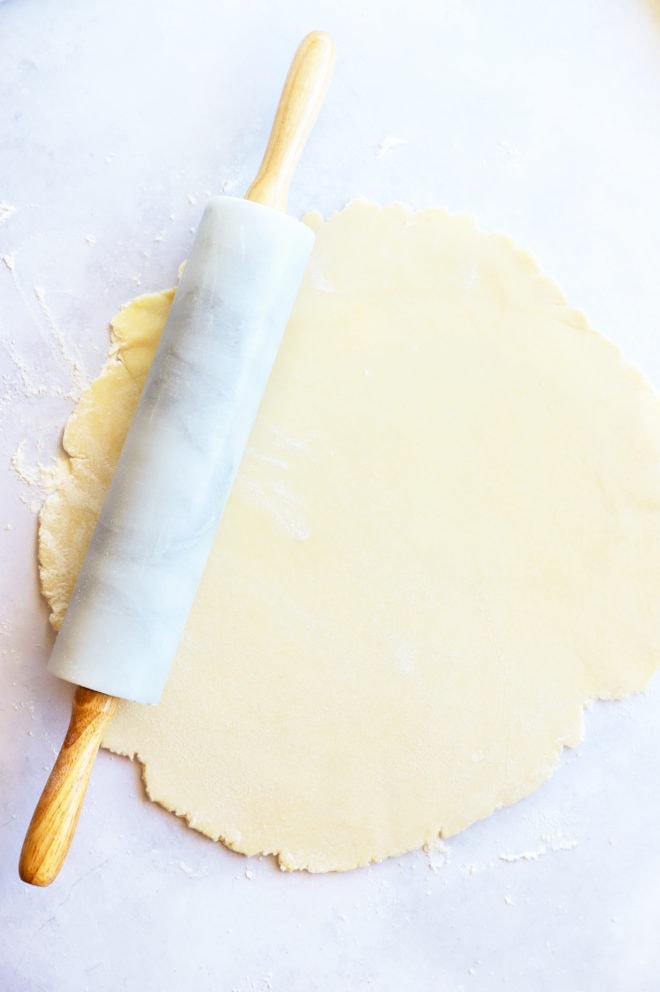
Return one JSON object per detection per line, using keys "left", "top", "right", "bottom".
{"left": 2, "top": 1, "right": 660, "bottom": 989}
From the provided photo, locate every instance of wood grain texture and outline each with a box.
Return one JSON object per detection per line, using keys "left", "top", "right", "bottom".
{"left": 245, "top": 31, "right": 336, "bottom": 211}
{"left": 19, "top": 687, "right": 118, "bottom": 886}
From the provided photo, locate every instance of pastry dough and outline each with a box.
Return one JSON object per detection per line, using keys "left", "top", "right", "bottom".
{"left": 39, "top": 201, "right": 660, "bottom": 871}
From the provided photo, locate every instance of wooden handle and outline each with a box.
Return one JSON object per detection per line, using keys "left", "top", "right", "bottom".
{"left": 245, "top": 30, "right": 335, "bottom": 212}
{"left": 19, "top": 686, "right": 118, "bottom": 886}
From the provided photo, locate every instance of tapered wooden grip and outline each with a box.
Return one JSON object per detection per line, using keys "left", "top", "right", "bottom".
{"left": 245, "top": 30, "right": 335, "bottom": 212}
{"left": 19, "top": 687, "right": 118, "bottom": 886}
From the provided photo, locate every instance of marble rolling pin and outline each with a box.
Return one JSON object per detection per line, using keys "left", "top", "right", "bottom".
{"left": 19, "top": 30, "right": 336, "bottom": 886}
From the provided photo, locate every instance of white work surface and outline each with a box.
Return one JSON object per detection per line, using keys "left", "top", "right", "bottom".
{"left": 2, "top": 1, "right": 660, "bottom": 989}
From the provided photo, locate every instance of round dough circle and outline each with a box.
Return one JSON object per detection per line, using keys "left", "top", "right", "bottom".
{"left": 40, "top": 201, "right": 660, "bottom": 871}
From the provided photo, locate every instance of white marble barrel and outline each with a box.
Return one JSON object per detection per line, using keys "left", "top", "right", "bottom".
{"left": 48, "top": 196, "right": 314, "bottom": 703}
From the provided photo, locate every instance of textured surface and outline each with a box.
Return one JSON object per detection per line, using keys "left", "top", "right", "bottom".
{"left": 40, "top": 201, "right": 660, "bottom": 871}
{"left": 4, "top": 1, "right": 660, "bottom": 989}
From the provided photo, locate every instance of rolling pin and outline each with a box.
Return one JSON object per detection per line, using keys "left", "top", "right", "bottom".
{"left": 19, "top": 30, "right": 336, "bottom": 886}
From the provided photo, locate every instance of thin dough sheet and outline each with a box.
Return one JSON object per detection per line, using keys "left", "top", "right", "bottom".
{"left": 39, "top": 201, "right": 660, "bottom": 871}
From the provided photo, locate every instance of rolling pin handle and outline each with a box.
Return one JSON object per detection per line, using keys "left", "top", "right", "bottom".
{"left": 245, "top": 30, "right": 336, "bottom": 212}
{"left": 19, "top": 687, "right": 119, "bottom": 886}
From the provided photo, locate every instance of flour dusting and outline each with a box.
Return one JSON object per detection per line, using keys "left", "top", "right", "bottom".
{"left": 424, "top": 837, "right": 450, "bottom": 872}
{"left": 2, "top": 257, "right": 93, "bottom": 403}
{"left": 376, "top": 135, "right": 408, "bottom": 159}
{"left": 0, "top": 202, "right": 16, "bottom": 224}
{"left": 498, "top": 838, "right": 579, "bottom": 863}
{"left": 10, "top": 439, "right": 69, "bottom": 502}
{"left": 33, "top": 285, "right": 90, "bottom": 398}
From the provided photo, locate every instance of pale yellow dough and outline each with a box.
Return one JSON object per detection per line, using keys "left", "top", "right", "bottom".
{"left": 39, "top": 201, "right": 660, "bottom": 871}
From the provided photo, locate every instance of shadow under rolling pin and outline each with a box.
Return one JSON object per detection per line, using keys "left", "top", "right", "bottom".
{"left": 19, "top": 30, "right": 336, "bottom": 887}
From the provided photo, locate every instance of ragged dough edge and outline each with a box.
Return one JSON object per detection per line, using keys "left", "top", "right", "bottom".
{"left": 38, "top": 200, "right": 660, "bottom": 871}
{"left": 104, "top": 741, "right": 425, "bottom": 872}
{"left": 103, "top": 695, "right": 589, "bottom": 873}
{"left": 38, "top": 288, "right": 176, "bottom": 632}
{"left": 311, "top": 200, "right": 595, "bottom": 333}
{"left": 318, "top": 204, "right": 660, "bottom": 504}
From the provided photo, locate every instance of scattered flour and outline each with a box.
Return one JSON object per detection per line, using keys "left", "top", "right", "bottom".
{"left": 376, "top": 135, "right": 408, "bottom": 159}
{"left": 0, "top": 202, "right": 16, "bottom": 224}
{"left": 10, "top": 439, "right": 70, "bottom": 518}
{"left": 424, "top": 837, "right": 450, "bottom": 872}
{"left": 177, "top": 860, "right": 209, "bottom": 879}
{"left": 2, "top": 257, "right": 92, "bottom": 402}
{"left": 498, "top": 839, "right": 579, "bottom": 863}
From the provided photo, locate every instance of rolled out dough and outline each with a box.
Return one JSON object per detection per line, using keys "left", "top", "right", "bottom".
{"left": 39, "top": 201, "right": 660, "bottom": 871}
